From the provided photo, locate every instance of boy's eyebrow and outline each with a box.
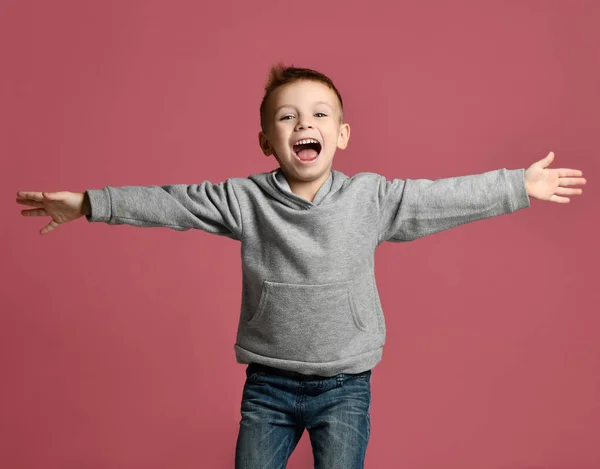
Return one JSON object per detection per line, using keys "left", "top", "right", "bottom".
{"left": 274, "top": 101, "right": 334, "bottom": 113}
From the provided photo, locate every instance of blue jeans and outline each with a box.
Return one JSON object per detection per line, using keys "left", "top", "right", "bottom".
{"left": 235, "top": 363, "right": 371, "bottom": 469}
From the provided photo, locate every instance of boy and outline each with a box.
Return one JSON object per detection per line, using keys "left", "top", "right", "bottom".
{"left": 17, "top": 65, "right": 585, "bottom": 469}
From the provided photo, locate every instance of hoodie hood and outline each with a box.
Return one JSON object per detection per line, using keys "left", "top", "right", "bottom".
{"left": 248, "top": 169, "right": 348, "bottom": 209}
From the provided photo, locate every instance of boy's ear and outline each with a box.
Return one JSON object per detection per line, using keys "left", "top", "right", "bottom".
{"left": 336, "top": 123, "right": 351, "bottom": 150}
{"left": 258, "top": 131, "right": 273, "bottom": 156}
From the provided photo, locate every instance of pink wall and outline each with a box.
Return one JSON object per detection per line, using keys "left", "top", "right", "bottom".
{"left": 2, "top": 1, "right": 598, "bottom": 468}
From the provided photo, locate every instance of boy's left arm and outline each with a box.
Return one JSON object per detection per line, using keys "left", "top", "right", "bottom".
{"left": 378, "top": 151, "right": 586, "bottom": 243}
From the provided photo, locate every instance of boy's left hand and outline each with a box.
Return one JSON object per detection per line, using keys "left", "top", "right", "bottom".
{"left": 525, "top": 152, "right": 586, "bottom": 203}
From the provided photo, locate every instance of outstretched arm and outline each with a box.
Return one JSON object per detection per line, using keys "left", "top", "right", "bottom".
{"left": 377, "top": 152, "right": 586, "bottom": 244}
{"left": 525, "top": 152, "right": 586, "bottom": 203}
{"left": 17, "top": 180, "right": 244, "bottom": 239}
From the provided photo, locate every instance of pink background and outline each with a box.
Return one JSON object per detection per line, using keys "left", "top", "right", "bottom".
{"left": 2, "top": 1, "right": 598, "bottom": 468}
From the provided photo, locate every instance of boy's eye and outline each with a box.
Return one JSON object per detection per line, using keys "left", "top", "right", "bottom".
{"left": 280, "top": 113, "right": 327, "bottom": 120}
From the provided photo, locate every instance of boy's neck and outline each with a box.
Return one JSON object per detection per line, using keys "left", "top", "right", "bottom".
{"left": 281, "top": 169, "right": 331, "bottom": 203}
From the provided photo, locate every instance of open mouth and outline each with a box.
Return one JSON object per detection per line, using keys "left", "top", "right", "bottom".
{"left": 292, "top": 140, "right": 322, "bottom": 162}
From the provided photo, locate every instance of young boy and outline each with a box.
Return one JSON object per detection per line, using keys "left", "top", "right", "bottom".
{"left": 17, "top": 65, "right": 585, "bottom": 469}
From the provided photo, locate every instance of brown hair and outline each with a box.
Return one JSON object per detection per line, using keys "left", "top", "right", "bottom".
{"left": 259, "top": 62, "right": 344, "bottom": 132}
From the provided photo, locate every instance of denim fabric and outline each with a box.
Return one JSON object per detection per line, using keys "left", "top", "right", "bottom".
{"left": 235, "top": 363, "right": 371, "bottom": 469}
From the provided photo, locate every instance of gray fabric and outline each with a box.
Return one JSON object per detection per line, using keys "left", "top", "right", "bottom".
{"left": 86, "top": 167, "right": 530, "bottom": 376}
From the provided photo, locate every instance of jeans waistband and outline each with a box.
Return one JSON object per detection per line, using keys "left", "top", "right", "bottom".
{"left": 246, "top": 362, "right": 370, "bottom": 381}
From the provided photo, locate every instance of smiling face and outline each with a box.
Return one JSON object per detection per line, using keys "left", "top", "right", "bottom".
{"left": 258, "top": 79, "right": 350, "bottom": 190}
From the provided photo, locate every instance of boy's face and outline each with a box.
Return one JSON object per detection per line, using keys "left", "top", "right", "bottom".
{"left": 259, "top": 80, "right": 350, "bottom": 185}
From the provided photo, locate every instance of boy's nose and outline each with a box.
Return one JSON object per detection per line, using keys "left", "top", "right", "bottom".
{"left": 295, "top": 120, "right": 313, "bottom": 131}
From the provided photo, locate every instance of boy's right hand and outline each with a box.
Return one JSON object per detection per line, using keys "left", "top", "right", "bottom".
{"left": 16, "top": 191, "right": 88, "bottom": 235}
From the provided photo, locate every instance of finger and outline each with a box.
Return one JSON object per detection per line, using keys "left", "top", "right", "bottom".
{"left": 555, "top": 187, "right": 583, "bottom": 195}
{"left": 540, "top": 151, "right": 555, "bottom": 168}
{"left": 558, "top": 177, "right": 587, "bottom": 187}
{"left": 40, "top": 220, "right": 59, "bottom": 235}
{"left": 16, "top": 198, "right": 45, "bottom": 208}
{"left": 16, "top": 191, "right": 44, "bottom": 201}
{"left": 21, "top": 208, "right": 48, "bottom": 217}
{"left": 556, "top": 168, "right": 583, "bottom": 177}
{"left": 550, "top": 194, "right": 570, "bottom": 203}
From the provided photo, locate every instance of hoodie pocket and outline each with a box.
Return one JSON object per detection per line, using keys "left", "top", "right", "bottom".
{"left": 245, "top": 280, "right": 369, "bottom": 363}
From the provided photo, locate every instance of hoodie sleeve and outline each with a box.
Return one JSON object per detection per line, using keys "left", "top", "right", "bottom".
{"left": 377, "top": 168, "right": 530, "bottom": 244}
{"left": 85, "top": 179, "right": 243, "bottom": 240}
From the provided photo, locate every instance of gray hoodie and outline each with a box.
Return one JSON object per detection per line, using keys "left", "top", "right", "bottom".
{"left": 86, "top": 167, "right": 530, "bottom": 376}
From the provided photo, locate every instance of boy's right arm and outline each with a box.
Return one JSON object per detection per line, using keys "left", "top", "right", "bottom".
{"left": 85, "top": 181, "right": 243, "bottom": 239}
{"left": 17, "top": 180, "right": 243, "bottom": 239}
